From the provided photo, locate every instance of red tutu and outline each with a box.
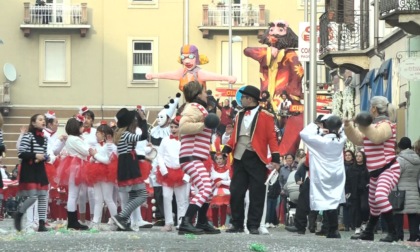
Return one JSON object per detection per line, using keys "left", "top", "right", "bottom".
{"left": 55, "top": 156, "right": 86, "bottom": 186}
{"left": 139, "top": 160, "right": 152, "bottom": 182}
{"left": 45, "top": 162, "right": 57, "bottom": 187}
{"left": 85, "top": 162, "right": 107, "bottom": 186}
{"left": 156, "top": 166, "right": 185, "bottom": 187}
{"left": 211, "top": 194, "right": 230, "bottom": 206}
{"left": 106, "top": 153, "right": 118, "bottom": 184}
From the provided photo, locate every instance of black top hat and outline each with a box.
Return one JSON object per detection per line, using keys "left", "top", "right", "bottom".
{"left": 239, "top": 85, "right": 261, "bottom": 101}
{"left": 116, "top": 108, "right": 136, "bottom": 128}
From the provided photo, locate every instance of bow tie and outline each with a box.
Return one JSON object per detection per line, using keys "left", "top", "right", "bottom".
{"left": 244, "top": 111, "right": 251, "bottom": 116}
{"left": 170, "top": 135, "right": 179, "bottom": 140}
{"left": 99, "top": 142, "right": 104, "bottom": 146}
{"left": 36, "top": 131, "right": 44, "bottom": 137}
{"left": 83, "top": 128, "right": 91, "bottom": 134}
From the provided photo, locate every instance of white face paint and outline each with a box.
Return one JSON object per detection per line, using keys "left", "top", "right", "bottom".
{"left": 157, "top": 110, "right": 168, "bottom": 127}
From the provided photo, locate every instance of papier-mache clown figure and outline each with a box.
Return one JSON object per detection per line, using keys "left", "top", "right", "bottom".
{"left": 244, "top": 20, "right": 304, "bottom": 156}
{"left": 149, "top": 93, "right": 181, "bottom": 226}
{"left": 146, "top": 44, "right": 237, "bottom": 91}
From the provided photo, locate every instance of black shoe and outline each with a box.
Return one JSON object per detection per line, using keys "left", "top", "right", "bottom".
{"left": 226, "top": 226, "right": 244, "bottom": 233}
{"left": 285, "top": 226, "right": 305, "bottom": 234}
{"left": 351, "top": 231, "right": 374, "bottom": 241}
{"left": 326, "top": 230, "right": 341, "bottom": 238}
{"left": 195, "top": 222, "right": 221, "bottom": 234}
{"left": 38, "top": 220, "right": 50, "bottom": 232}
{"left": 111, "top": 215, "right": 128, "bottom": 230}
{"left": 309, "top": 228, "right": 316, "bottom": 233}
{"left": 315, "top": 230, "right": 327, "bottom": 236}
{"left": 178, "top": 217, "right": 204, "bottom": 235}
{"left": 379, "top": 233, "right": 399, "bottom": 242}
{"left": 249, "top": 227, "right": 259, "bottom": 235}
{"left": 153, "top": 219, "right": 165, "bottom": 226}
{"left": 14, "top": 212, "right": 24, "bottom": 231}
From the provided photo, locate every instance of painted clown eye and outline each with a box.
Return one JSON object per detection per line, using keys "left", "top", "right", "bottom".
{"left": 180, "top": 54, "right": 195, "bottom": 60}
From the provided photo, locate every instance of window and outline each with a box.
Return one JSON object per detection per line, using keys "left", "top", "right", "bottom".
{"left": 221, "top": 41, "right": 242, "bottom": 83}
{"left": 128, "top": 0, "right": 158, "bottom": 9}
{"left": 128, "top": 37, "right": 158, "bottom": 87}
{"left": 39, "top": 35, "right": 71, "bottom": 86}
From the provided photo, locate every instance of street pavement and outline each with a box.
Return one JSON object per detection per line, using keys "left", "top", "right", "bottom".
{"left": 0, "top": 219, "right": 419, "bottom": 252}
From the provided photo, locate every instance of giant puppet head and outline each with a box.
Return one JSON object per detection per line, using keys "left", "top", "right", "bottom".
{"left": 259, "top": 20, "right": 298, "bottom": 49}
{"left": 157, "top": 93, "right": 181, "bottom": 127}
{"left": 178, "top": 45, "right": 209, "bottom": 71}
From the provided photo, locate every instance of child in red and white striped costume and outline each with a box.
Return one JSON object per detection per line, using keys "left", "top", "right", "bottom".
{"left": 344, "top": 96, "right": 400, "bottom": 242}
{"left": 178, "top": 81, "right": 220, "bottom": 235}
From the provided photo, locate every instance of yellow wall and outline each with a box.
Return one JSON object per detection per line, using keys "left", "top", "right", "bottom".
{"left": 0, "top": 0, "right": 304, "bottom": 108}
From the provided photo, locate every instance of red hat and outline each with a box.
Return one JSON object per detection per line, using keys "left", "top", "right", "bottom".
{"left": 172, "top": 115, "right": 181, "bottom": 125}
{"left": 75, "top": 114, "right": 85, "bottom": 123}
{"left": 79, "top": 106, "right": 89, "bottom": 115}
{"left": 45, "top": 110, "right": 56, "bottom": 120}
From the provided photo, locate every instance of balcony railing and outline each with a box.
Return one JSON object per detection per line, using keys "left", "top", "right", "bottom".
{"left": 23, "top": 3, "right": 88, "bottom": 25}
{"left": 21, "top": 2, "right": 90, "bottom": 37}
{"left": 319, "top": 10, "right": 369, "bottom": 54}
{"left": 380, "top": 0, "right": 420, "bottom": 16}
{"left": 202, "top": 4, "right": 265, "bottom": 27}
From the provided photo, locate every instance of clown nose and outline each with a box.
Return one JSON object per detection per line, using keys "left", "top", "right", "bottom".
{"left": 204, "top": 113, "right": 220, "bottom": 129}
{"left": 354, "top": 111, "right": 373, "bottom": 127}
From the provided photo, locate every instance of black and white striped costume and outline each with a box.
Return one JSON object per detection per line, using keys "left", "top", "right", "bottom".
{"left": 17, "top": 130, "right": 49, "bottom": 222}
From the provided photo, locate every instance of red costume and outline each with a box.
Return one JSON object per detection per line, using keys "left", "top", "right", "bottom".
{"left": 224, "top": 108, "right": 279, "bottom": 165}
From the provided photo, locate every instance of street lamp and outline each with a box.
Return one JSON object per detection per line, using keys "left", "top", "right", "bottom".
{"left": 228, "top": 1, "right": 242, "bottom": 101}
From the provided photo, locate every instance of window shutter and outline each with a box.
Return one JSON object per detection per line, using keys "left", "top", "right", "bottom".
{"left": 343, "top": 0, "right": 354, "bottom": 26}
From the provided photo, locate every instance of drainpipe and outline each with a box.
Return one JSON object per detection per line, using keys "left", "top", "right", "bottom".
{"left": 184, "top": 0, "right": 189, "bottom": 44}
{"left": 374, "top": 0, "right": 385, "bottom": 60}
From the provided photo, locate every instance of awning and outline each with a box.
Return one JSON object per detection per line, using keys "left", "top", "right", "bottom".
{"left": 374, "top": 59, "right": 392, "bottom": 81}
{"left": 360, "top": 69, "right": 376, "bottom": 88}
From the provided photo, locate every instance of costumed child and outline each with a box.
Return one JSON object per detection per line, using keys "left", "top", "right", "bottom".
{"left": 121, "top": 107, "right": 153, "bottom": 230}
{"left": 299, "top": 114, "right": 347, "bottom": 238}
{"left": 86, "top": 122, "right": 118, "bottom": 230}
{"left": 111, "top": 108, "right": 148, "bottom": 230}
{"left": 156, "top": 115, "right": 190, "bottom": 232}
{"left": 55, "top": 115, "right": 90, "bottom": 230}
{"left": 149, "top": 94, "right": 181, "bottom": 226}
{"left": 209, "top": 151, "right": 231, "bottom": 228}
{"left": 146, "top": 44, "right": 236, "bottom": 91}
{"left": 14, "top": 114, "right": 50, "bottom": 232}
{"left": 178, "top": 80, "right": 221, "bottom": 235}
{"left": 79, "top": 106, "right": 97, "bottom": 223}
{"left": 43, "top": 110, "right": 66, "bottom": 187}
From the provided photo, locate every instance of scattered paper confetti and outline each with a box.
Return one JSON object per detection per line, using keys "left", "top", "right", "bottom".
{"left": 249, "top": 243, "right": 266, "bottom": 252}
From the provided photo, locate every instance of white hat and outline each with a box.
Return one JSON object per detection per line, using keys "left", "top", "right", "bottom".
{"left": 45, "top": 110, "right": 56, "bottom": 120}
{"left": 79, "top": 106, "right": 89, "bottom": 115}
{"left": 165, "top": 93, "right": 181, "bottom": 119}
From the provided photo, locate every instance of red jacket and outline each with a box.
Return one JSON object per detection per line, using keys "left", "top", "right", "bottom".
{"left": 223, "top": 108, "right": 280, "bottom": 164}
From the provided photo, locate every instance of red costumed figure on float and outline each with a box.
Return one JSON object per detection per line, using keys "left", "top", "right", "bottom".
{"left": 244, "top": 20, "right": 304, "bottom": 156}
{"left": 146, "top": 44, "right": 237, "bottom": 92}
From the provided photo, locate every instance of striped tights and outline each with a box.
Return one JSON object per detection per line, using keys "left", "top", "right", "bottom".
{"left": 181, "top": 160, "right": 212, "bottom": 207}
{"left": 368, "top": 164, "right": 400, "bottom": 216}
{"left": 19, "top": 194, "right": 48, "bottom": 221}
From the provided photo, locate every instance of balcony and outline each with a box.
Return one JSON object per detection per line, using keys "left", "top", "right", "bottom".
{"left": 319, "top": 10, "right": 370, "bottom": 73}
{"left": 20, "top": 2, "right": 91, "bottom": 37}
{"left": 198, "top": 4, "right": 266, "bottom": 39}
{"left": 379, "top": 0, "right": 420, "bottom": 35}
